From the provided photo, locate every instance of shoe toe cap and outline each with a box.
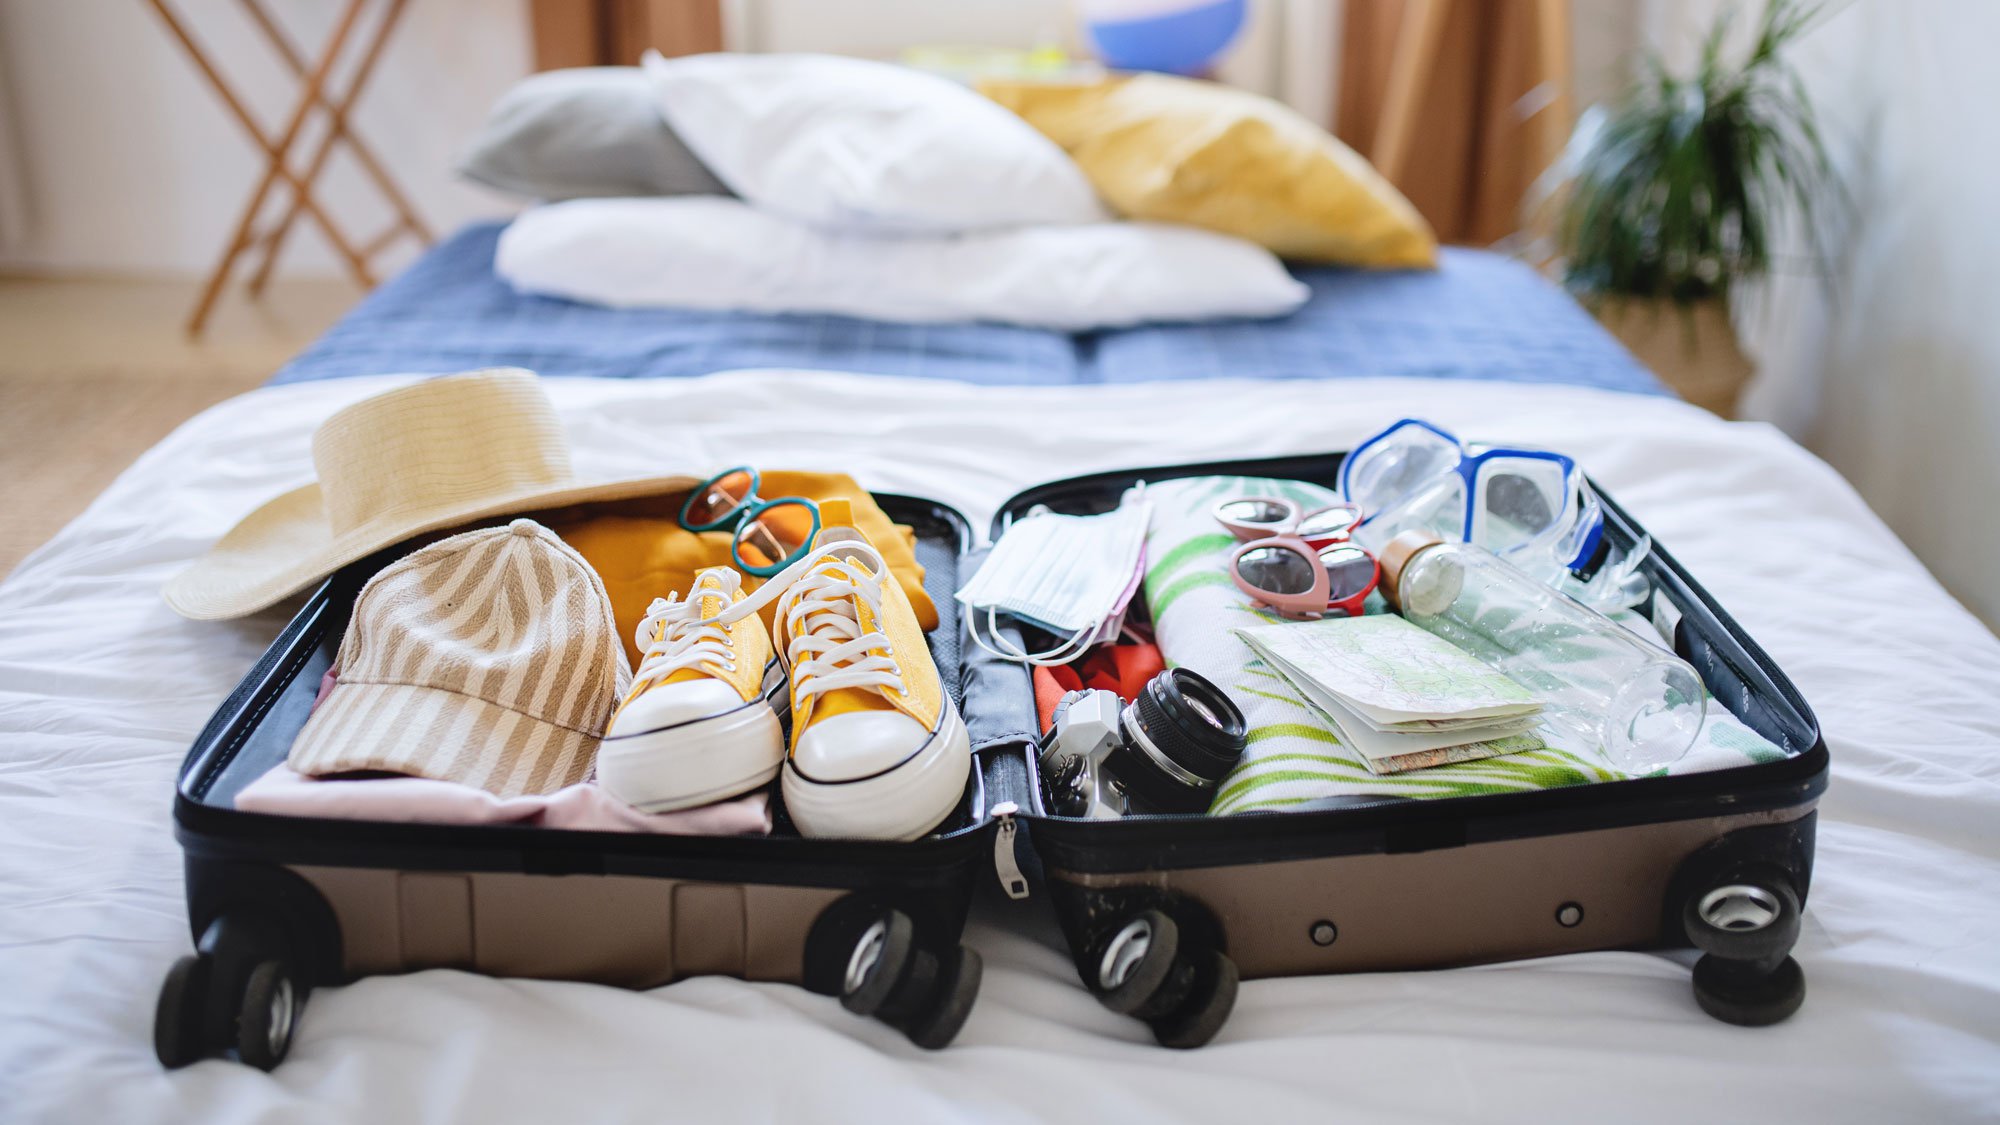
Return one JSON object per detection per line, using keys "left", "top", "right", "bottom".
{"left": 609, "top": 679, "right": 745, "bottom": 737}
{"left": 792, "top": 710, "right": 931, "bottom": 783}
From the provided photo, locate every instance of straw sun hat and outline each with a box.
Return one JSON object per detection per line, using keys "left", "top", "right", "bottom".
{"left": 164, "top": 368, "right": 697, "bottom": 620}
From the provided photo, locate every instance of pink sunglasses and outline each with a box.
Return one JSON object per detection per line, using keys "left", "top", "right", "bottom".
{"left": 1212, "top": 497, "right": 1363, "bottom": 548}
{"left": 1229, "top": 538, "right": 1381, "bottom": 620}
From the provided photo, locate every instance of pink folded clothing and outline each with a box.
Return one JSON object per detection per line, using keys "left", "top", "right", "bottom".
{"left": 235, "top": 765, "right": 772, "bottom": 837}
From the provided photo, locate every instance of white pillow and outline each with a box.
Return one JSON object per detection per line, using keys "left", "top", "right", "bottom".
{"left": 641, "top": 51, "right": 1107, "bottom": 233}
{"left": 495, "top": 197, "right": 1309, "bottom": 330}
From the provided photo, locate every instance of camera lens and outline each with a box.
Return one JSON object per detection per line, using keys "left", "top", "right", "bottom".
{"left": 1109, "top": 668, "right": 1249, "bottom": 814}
{"left": 1184, "top": 695, "right": 1220, "bottom": 726}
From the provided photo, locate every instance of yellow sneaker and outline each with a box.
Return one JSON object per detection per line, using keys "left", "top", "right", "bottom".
{"left": 597, "top": 567, "right": 786, "bottom": 811}
{"left": 778, "top": 500, "right": 970, "bottom": 839}
{"left": 696, "top": 499, "right": 970, "bottom": 839}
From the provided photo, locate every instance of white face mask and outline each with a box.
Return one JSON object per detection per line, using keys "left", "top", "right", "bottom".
{"left": 956, "top": 489, "right": 1151, "bottom": 666}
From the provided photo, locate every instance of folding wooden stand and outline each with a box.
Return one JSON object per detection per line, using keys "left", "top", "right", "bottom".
{"left": 145, "top": 0, "right": 435, "bottom": 335}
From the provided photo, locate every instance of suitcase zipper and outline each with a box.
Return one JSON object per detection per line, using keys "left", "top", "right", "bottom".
{"left": 991, "top": 802, "right": 1031, "bottom": 900}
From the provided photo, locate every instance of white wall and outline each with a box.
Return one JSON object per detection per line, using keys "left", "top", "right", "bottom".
{"left": 1570, "top": 0, "right": 1641, "bottom": 111}
{"left": 0, "top": 0, "right": 530, "bottom": 276}
{"left": 728, "top": 0, "right": 1333, "bottom": 122}
{"left": 1646, "top": 0, "right": 2000, "bottom": 627}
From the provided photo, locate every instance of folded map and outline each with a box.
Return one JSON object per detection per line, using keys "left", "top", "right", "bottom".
{"left": 1234, "top": 615, "right": 1546, "bottom": 774}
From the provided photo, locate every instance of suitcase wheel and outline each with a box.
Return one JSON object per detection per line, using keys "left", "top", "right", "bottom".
{"left": 1094, "top": 910, "right": 1180, "bottom": 1015}
{"left": 1090, "top": 908, "right": 1239, "bottom": 1049}
{"left": 837, "top": 907, "right": 982, "bottom": 1049}
{"left": 840, "top": 910, "right": 917, "bottom": 1017}
{"left": 1682, "top": 874, "right": 1806, "bottom": 1026}
{"left": 1683, "top": 878, "right": 1801, "bottom": 967}
{"left": 905, "top": 946, "right": 983, "bottom": 1051}
{"left": 1150, "top": 950, "right": 1238, "bottom": 1050}
{"left": 154, "top": 955, "right": 211, "bottom": 1069}
{"left": 1692, "top": 954, "right": 1806, "bottom": 1027}
{"left": 154, "top": 913, "right": 307, "bottom": 1071}
{"left": 236, "top": 959, "right": 302, "bottom": 1071}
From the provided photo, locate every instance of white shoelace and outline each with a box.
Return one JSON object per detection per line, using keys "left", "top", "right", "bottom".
{"left": 698, "top": 538, "right": 909, "bottom": 706}
{"left": 632, "top": 570, "right": 745, "bottom": 685}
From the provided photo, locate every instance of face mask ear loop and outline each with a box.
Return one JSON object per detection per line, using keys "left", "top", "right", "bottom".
{"left": 1032, "top": 617, "right": 1105, "bottom": 666}
{"left": 966, "top": 606, "right": 1033, "bottom": 664}
{"left": 973, "top": 605, "right": 1100, "bottom": 667}
{"left": 967, "top": 605, "right": 1101, "bottom": 668}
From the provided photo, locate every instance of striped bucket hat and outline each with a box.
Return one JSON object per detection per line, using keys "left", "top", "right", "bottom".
{"left": 288, "top": 518, "right": 629, "bottom": 798}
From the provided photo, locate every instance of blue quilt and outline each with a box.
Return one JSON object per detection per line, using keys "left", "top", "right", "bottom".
{"left": 272, "top": 223, "right": 1662, "bottom": 395}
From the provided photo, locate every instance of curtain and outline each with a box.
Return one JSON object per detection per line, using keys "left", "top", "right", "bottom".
{"left": 1335, "top": 0, "right": 1571, "bottom": 247}
{"left": 529, "top": 0, "right": 724, "bottom": 69}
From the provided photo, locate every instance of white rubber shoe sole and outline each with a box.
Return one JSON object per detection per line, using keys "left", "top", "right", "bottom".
{"left": 782, "top": 699, "right": 971, "bottom": 841}
{"left": 596, "top": 700, "right": 785, "bottom": 813}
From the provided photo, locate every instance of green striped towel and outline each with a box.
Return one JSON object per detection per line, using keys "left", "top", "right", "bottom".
{"left": 1138, "top": 476, "right": 1790, "bottom": 815}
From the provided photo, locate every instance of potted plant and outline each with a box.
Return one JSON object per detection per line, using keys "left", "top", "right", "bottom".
{"left": 1558, "top": 0, "right": 1835, "bottom": 417}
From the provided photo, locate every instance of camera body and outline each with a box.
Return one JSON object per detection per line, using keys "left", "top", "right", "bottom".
{"left": 1038, "top": 668, "right": 1249, "bottom": 820}
{"left": 1040, "top": 689, "right": 1133, "bottom": 820}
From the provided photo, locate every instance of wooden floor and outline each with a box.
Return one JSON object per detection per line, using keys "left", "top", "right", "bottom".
{"left": 0, "top": 277, "right": 358, "bottom": 578}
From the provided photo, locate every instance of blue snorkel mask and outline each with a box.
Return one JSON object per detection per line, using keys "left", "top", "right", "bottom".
{"left": 1340, "top": 418, "right": 1606, "bottom": 577}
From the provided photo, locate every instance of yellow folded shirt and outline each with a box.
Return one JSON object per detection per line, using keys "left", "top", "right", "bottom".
{"left": 980, "top": 73, "right": 1437, "bottom": 270}
{"left": 546, "top": 472, "right": 937, "bottom": 671}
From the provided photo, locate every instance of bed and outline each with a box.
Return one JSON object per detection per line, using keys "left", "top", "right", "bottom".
{"left": 4, "top": 365, "right": 1998, "bottom": 1122}
{"left": 273, "top": 223, "right": 1664, "bottom": 394}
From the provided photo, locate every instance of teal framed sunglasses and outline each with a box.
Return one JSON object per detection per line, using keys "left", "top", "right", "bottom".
{"left": 678, "top": 466, "right": 822, "bottom": 577}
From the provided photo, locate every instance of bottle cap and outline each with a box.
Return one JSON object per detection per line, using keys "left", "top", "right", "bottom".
{"left": 1377, "top": 530, "right": 1447, "bottom": 612}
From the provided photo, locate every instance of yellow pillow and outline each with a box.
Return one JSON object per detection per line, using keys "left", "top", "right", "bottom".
{"left": 980, "top": 74, "right": 1437, "bottom": 269}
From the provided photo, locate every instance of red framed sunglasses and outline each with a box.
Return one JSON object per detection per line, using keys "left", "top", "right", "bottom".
{"left": 1228, "top": 538, "right": 1380, "bottom": 620}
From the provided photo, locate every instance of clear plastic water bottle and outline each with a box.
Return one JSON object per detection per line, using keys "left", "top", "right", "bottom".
{"left": 1378, "top": 532, "right": 1706, "bottom": 774}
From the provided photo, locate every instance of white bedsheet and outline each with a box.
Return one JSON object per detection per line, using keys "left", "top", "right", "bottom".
{"left": 3, "top": 372, "right": 1997, "bottom": 1123}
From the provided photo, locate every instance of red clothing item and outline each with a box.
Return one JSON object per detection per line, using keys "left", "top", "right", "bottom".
{"left": 1032, "top": 643, "right": 1167, "bottom": 732}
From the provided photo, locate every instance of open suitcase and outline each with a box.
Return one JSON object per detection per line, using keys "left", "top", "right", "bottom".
{"left": 157, "top": 452, "right": 1825, "bottom": 1068}
{"left": 157, "top": 495, "right": 1004, "bottom": 1069}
